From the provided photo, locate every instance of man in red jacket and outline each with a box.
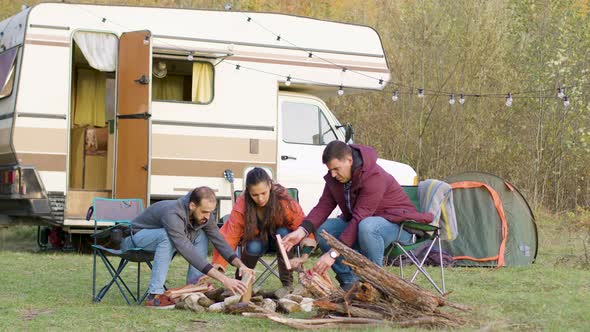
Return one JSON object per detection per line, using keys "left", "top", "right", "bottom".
{"left": 283, "top": 141, "right": 432, "bottom": 290}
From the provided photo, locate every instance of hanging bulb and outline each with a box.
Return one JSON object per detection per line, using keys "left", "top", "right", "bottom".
{"left": 276, "top": 35, "right": 281, "bottom": 41}
{"left": 223, "top": 3, "right": 232, "bottom": 11}
{"left": 449, "top": 94, "right": 456, "bottom": 105}
{"left": 459, "top": 94, "right": 465, "bottom": 105}
{"left": 506, "top": 93, "right": 513, "bottom": 107}
{"left": 307, "top": 52, "right": 313, "bottom": 60}
{"left": 379, "top": 79, "right": 384, "bottom": 85}
{"left": 337, "top": 86, "right": 344, "bottom": 96}
{"left": 143, "top": 36, "right": 150, "bottom": 45}
{"left": 392, "top": 90, "right": 399, "bottom": 102}
{"left": 557, "top": 87, "right": 565, "bottom": 99}
{"left": 417, "top": 88, "right": 424, "bottom": 98}
{"left": 235, "top": 64, "right": 240, "bottom": 70}
{"left": 285, "top": 76, "right": 292, "bottom": 86}
{"left": 187, "top": 54, "right": 194, "bottom": 61}
{"left": 563, "top": 96, "right": 570, "bottom": 108}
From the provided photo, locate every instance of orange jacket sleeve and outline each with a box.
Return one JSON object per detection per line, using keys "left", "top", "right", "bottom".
{"left": 212, "top": 195, "right": 246, "bottom": 268}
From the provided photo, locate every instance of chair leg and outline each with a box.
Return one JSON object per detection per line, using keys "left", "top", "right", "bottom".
{"left": 92, "top": 248, "right": 97, "bottom": 301}
{"left": 95, "top": 252, "right": 137, "bottom": 304}
{"left": 437, "top": 236, "right": 446, "bottom": 293}
{"left": 397, "top": 244, "right": 444, "bottom": 295}
{"left": 254, "top": 258, "right": 279, "bottom": 288}
{"left": 410, "top": 239, "right": 437, "bottom": 283}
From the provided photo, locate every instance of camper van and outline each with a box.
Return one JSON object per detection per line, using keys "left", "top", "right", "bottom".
{"left": 0, "top": 3, "right": 417, "bottom": 235}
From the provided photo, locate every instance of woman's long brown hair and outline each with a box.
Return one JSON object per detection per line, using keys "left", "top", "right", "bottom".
{"left": 243, "top": 167, "right": 296, "bottom": 242}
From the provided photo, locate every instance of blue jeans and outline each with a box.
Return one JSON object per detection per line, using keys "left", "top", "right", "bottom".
{"left": 316, "top": 217, "right": 412, "bottom": 287}
{"left": 242, "top": 227, "right": 290, "bottom": 255}
{"left": 121, "top": 228, "right": 208, "bottom": 294}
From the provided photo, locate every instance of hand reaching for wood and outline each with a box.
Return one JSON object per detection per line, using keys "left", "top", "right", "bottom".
{"left": 313, "top": 252, "right": 336, "bottom": 275}
{"left": 221, "top": 277, "right": 248, "bottom": 295}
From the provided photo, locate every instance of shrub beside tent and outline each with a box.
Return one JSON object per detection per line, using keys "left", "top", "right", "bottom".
{"left": 443, "top": 172, "right": 538, "bottom": 267}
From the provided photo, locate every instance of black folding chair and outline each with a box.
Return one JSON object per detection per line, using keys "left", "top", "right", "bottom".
{"left": 89, "top": 198, "right": 158, "bottom": 305}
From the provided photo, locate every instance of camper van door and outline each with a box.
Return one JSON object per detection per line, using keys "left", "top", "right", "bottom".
{"left": 277, "top": 95, "right": 342, "bottom": 214}
{"left": 114, "top": 30, "right": 151, "bottom": 206}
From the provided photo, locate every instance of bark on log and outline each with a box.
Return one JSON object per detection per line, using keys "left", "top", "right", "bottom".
{"left": 321, "top": 230, "right": 443, "bottom": 312}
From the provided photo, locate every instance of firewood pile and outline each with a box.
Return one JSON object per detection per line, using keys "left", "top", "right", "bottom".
{"left": 167, "top": 276, "right": 316, "bottom": 315}
{"left": 170, "top": 230, "right": 468, "bottom": 329}
{"left": 306, "top": 230, "right": 469, "bottom": 329}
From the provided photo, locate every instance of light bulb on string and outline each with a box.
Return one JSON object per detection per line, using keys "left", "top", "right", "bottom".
{"left": 506, "top": 93, "right": 513, "bottom": 107}
{"left": 557, "top": 87, "right": 565, "bottom": 99}
{"left": 449, "top": 94, "right": 455, "bottom": 105}
{"left": 143, "top": 36, "right": 149, "bottom": 45}
{"left": 459, "top": 94, "right": 465, "bottom": 105}
{"left": 187, "top": 54, "right": 194, "bottom": 61}
{"left": 337, "top": 86, "right": 344, "bottom": 96}
{"left": 417, "top": 88, "right": 424, "bottom": 98}
{"left": 285, "top": 76, "right": 292, "bottom": 86}
{"left": 563, "top": 96, "right": 570, "bottom": 108}
{"left": 307, "top": 52, "right": 313, "bottom": 60}
{"left": 392, "top": 90, "right": 399, "bottom": 102}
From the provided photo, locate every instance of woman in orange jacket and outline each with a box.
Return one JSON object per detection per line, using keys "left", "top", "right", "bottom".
{"left": 212, "top": 167, "right": 314, "bottom": 287}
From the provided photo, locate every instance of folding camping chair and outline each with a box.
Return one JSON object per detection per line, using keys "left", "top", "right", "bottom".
{"left": 89, "top": 198, "right": 158, "bottom": 305}
{"left": 384, "top": 186, "right": 447, "bottom": 294}
{"left": 231, "top": 188, "right": 300, "bottom": 288}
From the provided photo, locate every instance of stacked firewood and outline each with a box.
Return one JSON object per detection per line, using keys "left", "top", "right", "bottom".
{"left": 307, "top": 230, "right": 469, "bottom": 329}
{"left": 167, "top": 276, "right": 315, "bottom": 315}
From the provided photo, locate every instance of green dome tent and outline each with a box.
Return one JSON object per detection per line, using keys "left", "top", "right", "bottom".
{"left": 443, "top": 172, "right": 538, "bottom": 267}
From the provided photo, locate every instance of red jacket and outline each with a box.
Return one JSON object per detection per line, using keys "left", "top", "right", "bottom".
{"left": 212, "top": 185, "right": 309, "bottom": 268}
{"left": 302, "top": 144, "right": 433, "bottom": 247}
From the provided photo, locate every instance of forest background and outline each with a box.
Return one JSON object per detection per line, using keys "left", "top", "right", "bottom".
{"left": 2, "top": 0, "right": 588, "bottom": 215}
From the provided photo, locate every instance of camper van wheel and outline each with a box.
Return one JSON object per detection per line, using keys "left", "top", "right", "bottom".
{"left": 36, "top": 226, "right": 50, "bottom": 250}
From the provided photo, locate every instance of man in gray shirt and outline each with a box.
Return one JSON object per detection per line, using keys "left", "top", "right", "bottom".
{"left": 121, "top": 186, "right": 252, "bottom": 308}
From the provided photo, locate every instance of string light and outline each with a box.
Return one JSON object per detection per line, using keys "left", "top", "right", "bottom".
{"left": 449, "top": 94, "right": 456, "bottom": 105}
{"left": 71, "top": 5, "right": 590, "bottom": 106}
{"left": 143, "top": 36, "right": 150, "bottom": 45}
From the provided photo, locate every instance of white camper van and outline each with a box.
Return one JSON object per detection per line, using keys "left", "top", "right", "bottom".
{"left": 0, "top": 3, "right": 417, "bottom": 235}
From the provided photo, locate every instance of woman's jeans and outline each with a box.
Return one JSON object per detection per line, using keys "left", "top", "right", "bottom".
{"left": 237, "top": 227, "right": 294, "bottom": 287}
{"left": 316, "top": 217, "right": 412, "bottom": 288}
{"left": 121, "top": 228, "right": 208, "bottom": 295}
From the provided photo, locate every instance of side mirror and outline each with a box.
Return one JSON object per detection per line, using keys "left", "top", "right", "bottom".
{"left": 344, "top": 123, "right": 354, "bottom": 143}
{"left": 336, "top": 123, "right": 355, "bottom": 143}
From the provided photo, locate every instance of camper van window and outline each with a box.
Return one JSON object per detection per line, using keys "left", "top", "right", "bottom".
{"left": 152, "top": 58, "right": 213, "bottom": 104}
{"left": 0, "top": 47, "right": 19, "bottom": 99}
{"left": 281, "top": 102, "right": 337, "bottom": 145}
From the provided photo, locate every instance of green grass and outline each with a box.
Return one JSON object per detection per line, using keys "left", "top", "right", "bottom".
{"left": 0, "top": 212, "right": 589, "bottom": 331}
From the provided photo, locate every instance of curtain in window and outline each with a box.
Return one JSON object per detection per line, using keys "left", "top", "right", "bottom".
{"left": 69, "top": 127, "right": 85, "bottom": 189}
{"left": 191, "top": 62, "right": 213, "bottom": 103}
{"left": 73, "top": 32, "right": 117, "bottom": 72}
{"left": 152, "top": 75, "right": 184, "bottom": 100}
{"left": 74, "top": 68, "right": 106, "bottom": 127}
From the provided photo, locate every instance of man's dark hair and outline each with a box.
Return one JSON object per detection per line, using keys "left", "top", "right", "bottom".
{"left": 322, "top": 141, "right": 352, "bottom": 164}
{"left": 190, "top": 186, "right": 216, "bottom": 206}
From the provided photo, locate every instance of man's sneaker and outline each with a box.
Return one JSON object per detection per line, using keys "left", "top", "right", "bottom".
{"left": 144, "top": 294, "right": 175, "bottom": 309}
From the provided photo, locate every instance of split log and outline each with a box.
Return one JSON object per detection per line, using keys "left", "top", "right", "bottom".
{"left": 275, "top": 234, "right": 291, "bottom": 270}
{"left": 298, "top": 269, "right": 339, "bottom": 298}
{"left": 240, "top": 271, "right": 254, "bottom": 303}
{"left": 321, "top": 230, "right": 443, "bottom": 312}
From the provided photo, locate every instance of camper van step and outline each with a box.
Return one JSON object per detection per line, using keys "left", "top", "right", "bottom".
{"left": 48, "top": 192, "right": 65, "bottom": 222}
